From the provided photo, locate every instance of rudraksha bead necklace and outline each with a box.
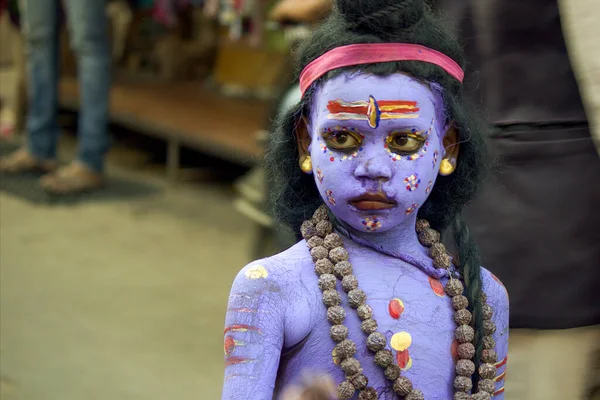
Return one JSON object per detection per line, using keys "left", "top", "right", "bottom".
{"left": 301, "top": 205, "right": 497, "bottom": 400}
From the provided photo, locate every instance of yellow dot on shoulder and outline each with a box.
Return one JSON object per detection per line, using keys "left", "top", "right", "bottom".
{"left": 245, "top": 265, "right": 268, "bottom": 280}
{"left": 391, "top": 331, "right": 412, "bottom": 352}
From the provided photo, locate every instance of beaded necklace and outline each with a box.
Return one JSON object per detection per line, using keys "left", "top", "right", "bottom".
{"left": 301, "top": 205, "right": 498, "bottom": 400}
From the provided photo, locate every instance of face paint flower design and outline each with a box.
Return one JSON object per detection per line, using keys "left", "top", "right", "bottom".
{"left": 325, "top": 190, "right": 336, "bottom": 206}
{"left": 320, "top": 143, "right": 328, "bottom": 153}
{"left": 361, "top": 216, "right": 382, "bottom": 232}
{"left": 425, "top": 180, "right": 433, "bottom": 194}
{"left": 406, "top": 153, "right": 420, "bottom": 161}
{"left": 432, "top": 150, "right": 439, "bottom": 168}
{"left": 405, "top": 203, "right": 419, "bottom": 215}
{"left": 317, "top": 167, "right": 324, "bottom": 184}
{"left": 403, "top": 174, "right": 421, "bottom": 192}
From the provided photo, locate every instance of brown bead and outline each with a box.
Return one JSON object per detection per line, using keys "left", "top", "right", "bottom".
{"left": 342, "top": 275, "right": 359, "bottom": 292}
{"left": 456, "top": 359, "right": 476, "bottom": 376}
{"left": 374, "top": 349, "right": 393, "bottom": 368}
{"left": 418, "top": 228, "right": 441, "bottom": 246}
{"left": 330, "top": 246, "right": 349, "bottom": 263}
{"left": 334, "top": 339, "right": 357, "bottom": 360}
{"left": 478, "top": 379, "right": 496, "bottom": 394}
{"left": 478, "top": 363, "right": 496, "bottom": 379}
{"left": 361, "top": 319, "right": 378, "bottom": 334}
{"left": 434, "top": 252, "right": 453, "bottom": 269}
{"left": 456, "top": 325, "right": 475, "bottom": 344}
{"left": 471, "top": 392, "right": 491, "bottom": 400}
{"left": 348, "top": 289, "right": 367, "bottom": 308}
{"left": 330, "top": 325, "right": 349, "bottom": 342}
{"left": 358, "top": 387, "right": 377, "bottom": 400}
{"left": 406, "top": 389, "right": 425, "bottom": 400}
{"left": 301, "top": 220, "right": 317, "bottom": 240}
{"left": 322, "top": 289, "right": 341, "bottom": 307}
{"left": 457, "top": 343, "right": 476, "bottom": 359}
{"left": 310, "top": 246, "right": 329, "bottom": 261}
{"left": 454, "top": 393, "right": 470, "bottom": 400}
{"left": 384, "top": 365, "right": 401, "bottom": 381}
{"left": 452, "top": 295, "right": 469, "bottom": 310}
{"left": 334, "top": 261, "right": 353, "bottom": 278}
{"left": 327, "top": 305, "right": 346, "bottom": 325}
{"left": 454, "top": 309, "right": 472, "bottom": 325}
{"left": 315, "top": 259, "right": 334, "bottom": 276}
{"left": 349, "top": 373, "right": 368, "bottom": 391}
{"left": 341, "top": 358, "right": 362, "bottom": 376}
{"left": 311, "top": 205, "right": 329, "bottom": 223}
{"left": 366, "top": 332, "right": 386, "bottom": 352}
{"left": 429, "top": 242, "right": 447, "bottom": 259}
{"left": 481, "top": 349, "right": 498, "bottom": 364}
{"left": 415, "top": 219, "right": 430, "bottom": 233}
{"left": 483, "top": 320, "right": 496, "bottom": 336}
{"left": 482, "top": 304, "right": 493, "bottom": 320}
{"left": 393, "top": 376, "right": 413, "bottom": 396}
{"left": 482, "top": 335, "right": 496, "bottom": 350}
{"left": 480, "top": 292, "right": 488, "bottom": 303}
{"left": 337, "top": 380, "right": 356, "bottom": 400}
{"left": 318, "top": 274, "right": 337, "bottom": 291}
{"left": 445, "top": 279, "right": 464, "bottom": 297}
{"left": 454, "top": 376, "right": 473, "bottom": 392}
{"left": 306, "top": 236, "right": 324, "bottom": 249}
{"left": 324, "top": 233, "right": 343, "bottom": 250}
{"left": 315, "top": 220, "right": 333, "bottom": 238}
{"left": 357, "top": 304, "right": 373, "bottom": 320}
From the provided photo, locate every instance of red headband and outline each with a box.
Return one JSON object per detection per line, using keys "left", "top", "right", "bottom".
{"left": 299, "top": 43, "right": 464, "bottom": 97}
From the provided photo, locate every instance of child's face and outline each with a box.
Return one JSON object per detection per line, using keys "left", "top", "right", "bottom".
{"left": 303, "top": 73, "right": 454, "bottom": 233}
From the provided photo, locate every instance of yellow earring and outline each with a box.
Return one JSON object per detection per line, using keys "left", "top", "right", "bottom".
{"left": 300, "top": 156, "right": 313, "bottom": 174}
{"left": 439, "top": 158, "right": 456, "bottom": 176}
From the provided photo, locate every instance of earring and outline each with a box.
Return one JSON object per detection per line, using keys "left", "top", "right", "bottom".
{"left": 439, "top": 158, "right": 456, "bottom": 176}
{"left": 300, "top": 156, "right": 313, "bottom": 174}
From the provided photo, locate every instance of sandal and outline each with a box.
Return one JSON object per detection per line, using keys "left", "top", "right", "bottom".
{"left": 0, "top": 148, "right": 58, "bottom": 174}
{"left": 40, "top": 162, "right": 105, "bottom": 195}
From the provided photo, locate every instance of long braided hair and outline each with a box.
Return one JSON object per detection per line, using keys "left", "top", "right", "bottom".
{"left": 266, "top": 0, "right": 490, "bottom": 384}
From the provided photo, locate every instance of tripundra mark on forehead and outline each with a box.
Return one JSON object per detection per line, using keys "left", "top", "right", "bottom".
{"left": 326, "top": 95, "right": 420, "bottom": 129}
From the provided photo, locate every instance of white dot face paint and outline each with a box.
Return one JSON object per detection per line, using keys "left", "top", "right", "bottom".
{"left": 308, "top": 73, "right": 449, "bottom": 233}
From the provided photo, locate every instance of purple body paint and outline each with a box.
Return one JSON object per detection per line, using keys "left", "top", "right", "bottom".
{"left": 222, "top": 74, "right": 509, "bottom": 399}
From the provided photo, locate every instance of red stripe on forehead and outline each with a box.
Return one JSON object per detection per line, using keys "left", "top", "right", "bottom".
{"left": 327, "top": 99, "right": 419, "bottom": 116}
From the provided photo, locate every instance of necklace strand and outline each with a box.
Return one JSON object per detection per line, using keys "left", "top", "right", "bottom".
{"left": 301, "top": 205, "right": 498, "bottom": 400}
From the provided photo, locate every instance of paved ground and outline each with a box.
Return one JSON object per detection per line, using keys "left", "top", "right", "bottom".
{"left": 0, "top": 165, "right": 255, "bottom": 400}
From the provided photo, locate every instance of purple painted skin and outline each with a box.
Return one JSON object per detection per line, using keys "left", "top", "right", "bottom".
{"left": 222, "top": 74, "right": 509, "bottom": 399}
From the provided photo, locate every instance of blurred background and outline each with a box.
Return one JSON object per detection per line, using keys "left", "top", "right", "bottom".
{"left": 0, "top": 0, "right": 598, "bottom": 399}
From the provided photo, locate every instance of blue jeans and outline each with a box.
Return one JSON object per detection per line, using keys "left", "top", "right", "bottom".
{"left": 20, "top": 0, "right": 110, "bottom": 172}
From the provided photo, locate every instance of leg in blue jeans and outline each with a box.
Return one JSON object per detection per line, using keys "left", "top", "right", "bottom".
{"left": 19, "top": 0, "right": 61, "bottom": 161}
{"left": 64, "top": 0, "right": 111, "bottom": 173}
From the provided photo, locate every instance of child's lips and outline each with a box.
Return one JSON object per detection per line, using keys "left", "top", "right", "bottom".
{"left": 349, "top": 193, "right": 397, "bottom": 211}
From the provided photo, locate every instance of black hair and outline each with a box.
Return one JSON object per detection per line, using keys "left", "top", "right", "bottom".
{"left": 265, "top": 0, "right": 490, "bottom": 384}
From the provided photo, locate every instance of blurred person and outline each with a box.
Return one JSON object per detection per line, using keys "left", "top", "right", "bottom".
{"left": 223, "top": 1, "right": 510, "bottom": 399}
{"left": 431, "top": 0, "right": 600, "bottom": 399}
{"left": 0, "top": 0, "right": 110, "bottom": 194}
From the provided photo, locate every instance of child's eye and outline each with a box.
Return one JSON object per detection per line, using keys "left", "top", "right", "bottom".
{"left": 387, "top": 133, "right": 425, "bottom": 154}
{"left": 323, "top": 131, "right": 363, "bottom": 150}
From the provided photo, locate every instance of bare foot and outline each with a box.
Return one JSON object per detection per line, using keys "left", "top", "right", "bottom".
{"left": 40, "top": 162, "right": 104, "bottom": 194}
{"left": 0, "top": 148, "right": 58, "bottom": 173}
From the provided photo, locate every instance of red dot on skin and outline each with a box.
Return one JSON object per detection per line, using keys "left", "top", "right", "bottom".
{"left": 451, "top": 339, "right": 459, "bottom": 362}
{"left": 330, "top": 157, "right": 335, "bottom": 162}
{"left": 224, "top": 335, "right": 235, "bottom": 356}
{"left": 388, "top": 298, "right": 405, "bottom": 319}
{"left": 428, "top": 276, "right": 445, "bottom": 297}
{"left": 396, "top": 349, "right": 410, "bottom": 369}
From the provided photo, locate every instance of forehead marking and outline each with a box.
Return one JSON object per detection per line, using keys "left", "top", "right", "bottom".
{"left": 326, "top": 96, "right": 420, "bottom": 128}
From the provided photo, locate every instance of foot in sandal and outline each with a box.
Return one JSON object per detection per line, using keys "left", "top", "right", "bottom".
{"left": 40, "top": 161, "right": 105, "bottom": 195}
{"left": 0, "top": 148, "right": 58, "bottom": 174}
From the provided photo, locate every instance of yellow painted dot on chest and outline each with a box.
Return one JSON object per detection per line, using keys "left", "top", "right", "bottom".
{"left": 390, "top": 331, "right": 412, "bottom": 352}
{"left": 245, "top": 265, "right": 268, "bottom": 280}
